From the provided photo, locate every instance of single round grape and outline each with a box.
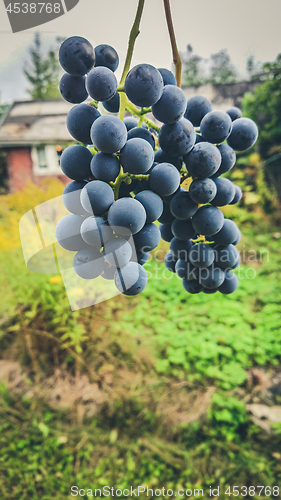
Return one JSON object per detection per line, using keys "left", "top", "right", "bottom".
{"left": 158, "top": 202, "right": 175, "bottom": 225}
{"left": 159, "top": 118, "right": 196, "bottom": 157}
{"left": 229, "top": 184, "right": 243, "bottom": 205}
{"left": 198, "top": 265, "right": 225, "bottom": 289}
{"left": 218, "top": 270, "right": 239, "bottom": 294}
{"left": 63, "top": 180, "right": 88, "bottom": 215}
{"left": 90, "top": 115, "right": 127, "bottom": 154}
{"left": 189, "top": 243, "right": 215, "bottom": 268}
{"left": 214, "top": 244, "right": 240, "bottom": 270}
{"left": 189, "top": 178, "right": 217, "bottom": 204}
{"left": 80, "top": 180, "right": 114, "bottom": 215}
{"left": 73, "top": 246, "right": 103, "bottom": 280}
{"left": 184, "top": 142, "right": 221, "bottom": 179}
{"left": 226, "top": 107, "right": 242, "bottom": 121}
{"left": 90, "top": 153, "right": 120, "bottom": 183}
{"left": 175, "top": 259, "right": 199, "bottom": 280}
{"left": 125, "top": 64, "right": 164, "bottom": 107}
{"left": 212, "top": 219, "right": 239, "bottom": 246}
{"left": 160, "top": 223, "right": 174, "bottom": 242}
{"left": 115, "top": 262, "right": 148, "bottom": 295}
{"left": 66, "top": 103, "right": 101, "bottom": 144}
{"left": 191, "top": 205, "right": 224, "bottom": 236}
{"left": 94, "top": 44, "right": 119, "bottom": 72}
{"left": 86, "top": 67, "right": 117, "bottom": 101}
{"left": 59, "top": 36, "right": 95, "bottom": 76}
{"left": 60, "top": 145, "right": 92, "bottom": 181}
{"left": 135, "top": 190, "right": 163, "bottom": 223}
{"left": 133, "top": 223, "right": 161, "bottom": 252}
{"left": 152, "top": 85, "right": 187, "bottom": 124}
{"left": 171, "top": 218, "right": 195, "bottom": 241}
{"left": 102, "top": 92, "right": 120, "bottom": 113}
{"left": 232, "top": 228, "right": 241, "bottom": 246}
{"left": 211, "top": 178, "right": 235, "bottom": 207}
{"left": 149, "top": 163, "right": 180, "bottom": 197}
{"left": 136, "top": 250, "right": 150, "bottom": 266}
{"left": 127, "top": 127, "right": 155, "bottom": 150}
{"left": 108, "top": 198, "right": 146, "bottom": 236}
{"left": 120, "top": 138, "right": 154, "bottom": 174}
{"left": 55, "top": 214, "right": 86, "bottom": 251}
{"left": 170, "top": 191, "right": 198, "bottom": 220}
{"left": 154, "top": 148, "right": 182, "bottom": 171}
{"left": 157, "top": 68, "right": 176, "bottom": 86}
{"left": 170, "top": 237, "right": 193, "bottom": 260}
{"left": 182, "top": 278, "right": 203, "bottom": 294}
{"left": 211, "top": 144, "right": 236, "bottom": 178}
{"left": 80, "top": 216, "right": 113, "bottom": 247}
{"left": 203, "top": 288, "right": 217, "bottom": 294}
{"left": 59, "top": 74, "right": 88, "bottom": 104}
{"left": 104, "top": 237, "right": 132, "bottom": 268}
{"left": 184, "top": 95, "right": 212, "bottom": 127}
{"left": 231, "top": 254, "right": 241, "bottom": 269}
{"left": 227, "top": 118, "right": 258, "bottom": 151}
{"left": 200, "top": 111, "right": 232, "bottom": 144}
{"left": 164, "top": 251, "right": 178, "bottom": 273}
{"left": 124, "top": 116, "right": 138, "bottom": 131}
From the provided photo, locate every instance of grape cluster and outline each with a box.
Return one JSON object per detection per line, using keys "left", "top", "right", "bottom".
{"left": 56, "top": 36, "right": 258, "bottom": 297}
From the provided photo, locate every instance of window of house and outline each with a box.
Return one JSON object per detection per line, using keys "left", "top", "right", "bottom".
{"left": 32, "top": 145, "right": 61, "bottom": 176}
{"left": 36, "top": 146, "right": 47, "bottom": 169}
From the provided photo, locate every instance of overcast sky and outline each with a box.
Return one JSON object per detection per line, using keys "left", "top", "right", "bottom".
{"left": 0, "top": 0, "right": 280, "bottom": 103}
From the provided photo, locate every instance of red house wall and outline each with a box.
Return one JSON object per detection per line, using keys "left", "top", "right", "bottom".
{"left": 6, "top": 148, "right": 33, "bottom": 192}
{"left": 6, "top": 148, "right": 69, "bottom": 192}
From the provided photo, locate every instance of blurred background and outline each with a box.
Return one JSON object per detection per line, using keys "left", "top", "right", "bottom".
{"left": 0, "top": 1, "right": 281, "bottom": 498}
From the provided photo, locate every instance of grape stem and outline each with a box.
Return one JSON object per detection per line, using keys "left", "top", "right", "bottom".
{"left": 125, "top": 102, "right": 160, "bottom": 131}
{"left": 180, "top": 172, "right": 190, "bottom": 183}
{"left": 163, "top": 0, "right": 182, "bottom": 87}
{"left": 119, "top": 0, "right": 145, "bottom": 90}
{"left": 89, "top": 100, "right": 99, "bottom": 108}
{"left": 191, "top": 236, "right": 214, "bottom": 245}
{"left": 110, "top": 170, "right": 150, "bottom": 200}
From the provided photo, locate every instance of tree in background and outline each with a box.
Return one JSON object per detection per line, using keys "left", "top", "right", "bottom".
{"left": 242, "top": 53, "right": 281, "bottom": 209}
{"left": 209, "top": 49, "right": 238, "bottom": 84}
{"left": 181, "top": 46, "right": 238, "bottom": 87}
{"left": 181, "top": 45, "right": 206, "bottom": 87}
{"left": 243, "top": 54, "right": 281, "bottom": 158}
{"left": 24, "top": 33, "right": 63, "bottom": 100}
{"left": 246, "top": 55, "right": 262, "bottom": 81}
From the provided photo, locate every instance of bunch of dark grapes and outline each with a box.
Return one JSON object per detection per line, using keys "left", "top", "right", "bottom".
{"left": 56, "top": 36, "right": 258, "bottom": 297}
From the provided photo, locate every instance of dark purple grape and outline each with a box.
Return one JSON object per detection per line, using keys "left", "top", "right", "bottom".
{"left": 94, "top": 44, "right": 119, "bottom": 72}
{"left": 59, "top": 36, "right": 95, "bottom": 76}
{"left": 184, "top": 95, "right": 212, "bottom": 127}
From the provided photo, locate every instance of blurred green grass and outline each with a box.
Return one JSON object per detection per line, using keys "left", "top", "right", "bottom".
{"left": 0, "top": 182, "right": 281, "bottom": 498}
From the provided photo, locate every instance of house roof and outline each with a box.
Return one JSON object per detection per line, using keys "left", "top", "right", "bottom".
{"left": 0, "top": 99, "right": 74, "bottom": 147}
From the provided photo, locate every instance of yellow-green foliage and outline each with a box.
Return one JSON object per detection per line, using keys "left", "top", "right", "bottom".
{"left": 0, "top": 179, "right": 64, "bottom": 251}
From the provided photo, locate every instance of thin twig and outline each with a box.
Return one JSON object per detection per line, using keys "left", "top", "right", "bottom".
{"left": 118, "top": 0, "right": 145, "bottom": 120}
{"left": 163, "top": 0, "right": 182, "bottom": 87}
{"left": 119, "top": 0, "right": 145, "bottom": 88}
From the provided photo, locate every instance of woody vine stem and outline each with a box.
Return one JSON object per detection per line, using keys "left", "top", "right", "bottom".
{"left": 110, "top": 0, "right": 184, "bottom": 199}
